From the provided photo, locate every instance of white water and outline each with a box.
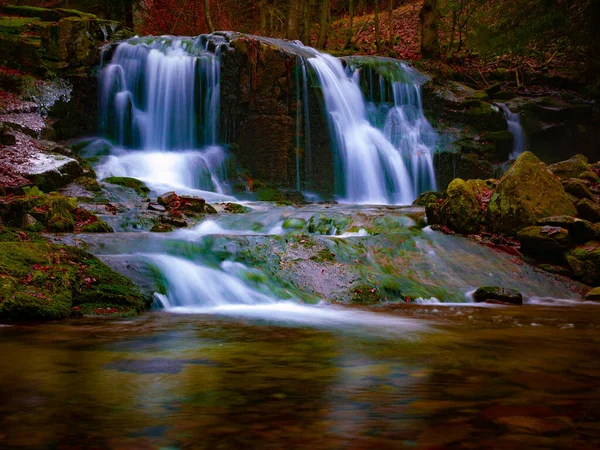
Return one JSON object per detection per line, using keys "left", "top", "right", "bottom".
{"left": 498, "top": 103, "right": 526, "bottom": 159}
{"left": 308, "top": 53, "right": 415, "bottom": 205}
{"left": 96, "top": 37, "right": 231, "bottom": 198}
{"left": 147, "top": 254, "right": 427, "bottom": 332}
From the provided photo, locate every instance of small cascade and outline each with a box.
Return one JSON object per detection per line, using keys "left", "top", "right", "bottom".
{"left": 96, "top": 36, "right": 231, "bottom": 198}
{"left": 498, "top": 103, "right": 526, "bottom": 159}
{"left": 307, "top": 53, "right": 415, "bottom": 205}
{"left": 351, "top": 60, "right": 438, "bottom": 196}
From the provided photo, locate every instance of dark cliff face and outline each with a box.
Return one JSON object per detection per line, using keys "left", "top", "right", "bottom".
{"left": 219, "top": 33, "right": 333, "bottom": 194}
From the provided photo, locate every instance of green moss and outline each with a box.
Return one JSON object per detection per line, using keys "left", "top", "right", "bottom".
{"left": 81, "top": 220, "right": 113, "bottom": 233}
{"left": 0, "top": 17, "right": 40, "bottom": 35}
{"left": 0, "top": 239, "right": 150, "bottom": 321}
{"left": 310, "top": 249, "right": 336, "bottom": 263}
{"left": 150, "top": 224, "right": 174, "bottom": 233}
{"left": 350, "top": 284, "right": 382, "bottom": 305}
{"left": 256, "top": 188, "right": 285, "bottom": 202}
{"left": 103, "top": 177, "right": 150, "bottom": 196}
{"left": 75, "top": 176, "right": 102, "bottom": 192}
{"left": 223, "top": 203, "right": 251, "bottom": 214}
{"left": 487, "top": 152, "right": 577, "bottom": 235}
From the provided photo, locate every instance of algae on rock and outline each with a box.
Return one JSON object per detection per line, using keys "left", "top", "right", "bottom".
{"left": 486, "top": 152, "right": 577, "bottom": 236}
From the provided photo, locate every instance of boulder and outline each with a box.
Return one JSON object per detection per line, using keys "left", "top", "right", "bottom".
{"left": 486, "top": 152, "right": 577, "bottom": 236}
{"left": 548, "top": 154, "right": 590, "bottom": 180}
{"left": 148, "top": 203, "right": 166, "bottom": 212}
{"left": 538, "top": 216, "right": 598, "bottom": 243}
{"left": 562, "top": 179, "right": 593, "bottom": 200}
{"left": 473, "top": 286, "right": 523, "bottom": 305}
{"left": 579, "top": 170, "right": 599, "bottom": 183}
{"left": 157, "top": 191, "right": 179, "bottom": 206}
{"left": 517, "top": 226, "right": 570, "bottom": 261}
{"left": 584, "top": 287, "right": 600, "bottom": 301}
{"left": 413, "top": 191, "right": 442, "bottom": 207}
{"left": 566, "top": 241, "right": 600, "bottom": 285}
{"left": 426, "top": 178, "right": 482, "bottom": 234}
{"left": 577, "top": 199, "right": 600, "bottom": 223}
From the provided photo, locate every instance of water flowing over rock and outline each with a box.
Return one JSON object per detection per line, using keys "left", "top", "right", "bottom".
{"left": 95, "top": 34, "right": 439, "bottom": 204}
{"left": 498, "top": 103, "right": 526, "bottom": 159}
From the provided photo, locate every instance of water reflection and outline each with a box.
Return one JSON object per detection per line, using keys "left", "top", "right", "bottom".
{"left": 1, "top": 306, "right": 600, "bottom": 449}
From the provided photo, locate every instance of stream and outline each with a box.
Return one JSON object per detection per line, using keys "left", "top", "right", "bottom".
{"left": 0, "top": 34, "right": 599, "bottom": 449}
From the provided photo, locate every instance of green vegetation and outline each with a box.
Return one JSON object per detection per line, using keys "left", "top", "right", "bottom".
{"left": 103, "top": 177, "right": 150, "bottom": 196}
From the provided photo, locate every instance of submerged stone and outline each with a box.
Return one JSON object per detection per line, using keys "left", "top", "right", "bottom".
{"left": 486, "top": 152, "right": 577, "bottom": 236}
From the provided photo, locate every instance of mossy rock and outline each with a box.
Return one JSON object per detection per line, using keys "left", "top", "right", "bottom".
{"left": 584, "top": 287, "right": 600, "bottom": 301}
{"left": 517, "top": 226, "right": 570, "bottom": 262}
{"left": 103, "top": 177, "right": 150, "bottom": 196}
{"left": 562, "top": 179, "right": 593, "bottom": 200}
{"left": 427, "top": 179, "right": 482, "bottom": 234}
{"left": 223, "top": 203, "right": 251, "bottom": 214}
{"left": 282, "top": 218, "right": 307, "bottom": 230}
{"left": 0, "top": 240, "right": 150, "bottom": 321}
{"left": 81, "top": 220, "right": 113, "bottom": 233}
{"left": 486, "top": 152, "right": 577, "bottom": 236}
{"left": 538, "top": 216, "right": 598, "bottom": 243}
{"left": 577, "top": 199, "right": 600, "bottom": 223}
{"left": 548, "top": 154, "right": 590, "bottom": 180}
{"left": 413, "top": 191, "right": 442, "bottom": 207}
{"left": 566, "top": 241, "right": 600, "bottom": 285}
{"left": 350, "top": 284, "right": 382, "bottom": 305}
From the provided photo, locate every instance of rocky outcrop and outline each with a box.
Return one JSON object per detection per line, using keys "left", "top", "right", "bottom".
{"left": 220, "top": 33, "right": 332, "bottom": 193}
{"left": 566, "top": 241, "right": 600, "bottom": 285}
{"left": 0, "top": 6, "right": 132, "bottom": 139}
{"left": 473, "top": 286, "right": 523, "bottom": 305}
{"left": 486, "top": 152, "right": 577, "bottom": 236}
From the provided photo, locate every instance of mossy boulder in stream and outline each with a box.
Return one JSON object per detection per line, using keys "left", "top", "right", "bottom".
{"left": 517, "top": 226, "right": 570, "bottom": 262}
{"left": 473, "top": 286, "right": 523, "bottom": 305}
{"left": 486, "top": 152, "right": 577, "bottom": 236}
{"left": 548, "top": 154, "right": 590, "bottom": 180}
{"left": 0, "top": 237, "right": 151, "bottom": 321}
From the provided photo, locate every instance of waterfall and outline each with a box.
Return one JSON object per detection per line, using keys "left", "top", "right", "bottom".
{"left": 96, "top": 36, "right": 231, "bottom": 198}
{"left": 498, "top": 103, "right": 526, "bottom": 159}
{"left": 307, "top": 53, "right": 416, "bottom": 205}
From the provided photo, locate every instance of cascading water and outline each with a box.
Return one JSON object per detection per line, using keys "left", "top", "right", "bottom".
{"left": 307, "top": 53, "right": 415, "bottom": 205}
{"left": 95, "top": 36, "right": 232, "bottom": 200}
{"left": 498, "top": 103, "right": 526, "bottom": 159}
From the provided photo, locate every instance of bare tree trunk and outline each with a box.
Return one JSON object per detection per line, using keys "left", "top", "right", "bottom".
{"left": 317, "top": 0, "right": 329, "bottom": 48}
{"left": 345, "top": 0, "right": 354, "bottom": 49}
{"left": 286, "top": 0, "right": 301, "bottom": 40}
{"left": 419, "top": 0, "right": 440, "bottom": 59}
{"left": 374, "top": 0, "right": 381, "bottom": 53}
{"left": 302, "top": 0, "right": 312, "bottom": 45}
{"left": 204, "top": 0, "right": 215, "bottom": 33}
{"left": 260, "top": 0, "right": 268, "bottom": 35}
{"left": 388, "top": 0, "right": 394, "bottom": 50}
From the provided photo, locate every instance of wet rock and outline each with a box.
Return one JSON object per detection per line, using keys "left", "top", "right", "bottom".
{"left": 538, "top": 216, "right": 598, "bottom": 243}
{"left": 577, "top": 199, "right": 600, "bottom": 223}
{"left": 480, "top": 130, "right": 514, "bottom": 161}
{"left": 518, "top": 226, "right": 570, "bottom": 261}
{"left": 81, "top": 220, "right": 114, "bottom": 233}
{"left": 413, "top": 191, "right": 442, "bottom": 206}
{"left": 548, "top": 154, "right": 590, "bottom": 180}
{"left": 566, "top": 241, "right": 600, "bottom": 285}
{"left": 180, "top": 196, "right": 206, "bottom": 213}
{"left": 148, "top": 203, "right": 166, "bottom": 212}
{"left": 103, "top": 177, "right": 150, "bottom": 196}
{"left": 150, "top": 224, "right": 173, "bottom": 233}
{"left": 282, "top": 218, "right": 307, "bottom": 230}
{"left": 473, "top": 286, "right": 523, "bottom": 305}
{"left": 157, "top": 191, "right": 179, "bottom": 206}
{"left": 562, "top": 179, "right": 593, "bottom": 200}
{"left": 426, "top": 178, "right": 482, "bottom": 234}
{"left": 164, "top": 217, "right": 188, "bottom": 228}
{"left": 205, "top": 204, "right": 218, "bottom": 214}
{"left": 584, "top": 287, "right": 600, "bottom": 301}
{"left": 222, "top": 202, "right": 251, "bottom": 214}
{"left": 486, "top": 152, "right": 577, "bottom": 236}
